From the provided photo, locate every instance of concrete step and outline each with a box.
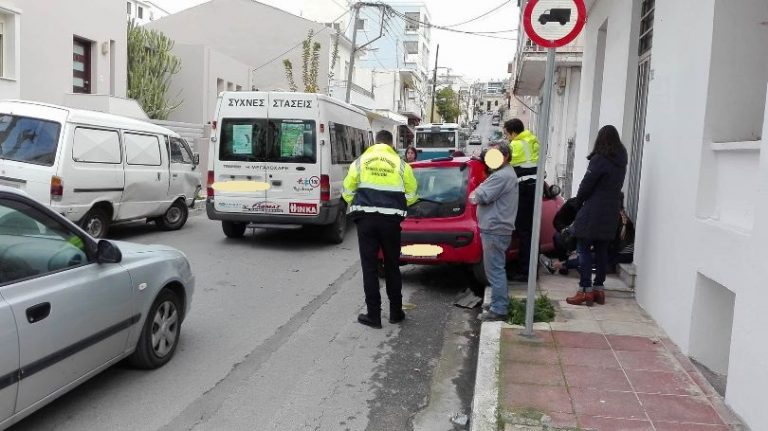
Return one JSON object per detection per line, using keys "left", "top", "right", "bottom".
{"left": 618, "top": 262, "right": 637, "bottom": 290}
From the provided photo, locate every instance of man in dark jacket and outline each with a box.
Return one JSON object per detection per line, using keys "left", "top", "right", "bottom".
{"left": 566, "top": 125, "right": 628, "bottom": 306}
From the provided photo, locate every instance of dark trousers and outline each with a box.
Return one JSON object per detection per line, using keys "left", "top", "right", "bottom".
{"left": 356, "top": 216, "right": 403, "bottom": 318}
{"left": 577, "top": 238, "right": 609, "bottom": 291}
{"left": 516, "top": 181, "right": 536, "bottom": 275}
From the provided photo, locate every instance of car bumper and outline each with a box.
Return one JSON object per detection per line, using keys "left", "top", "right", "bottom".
{"left": 205, "top": 199, "right": 340, "bottom": 225}
{"left": 398, "top": 230, "right": 482, "bottom": 265}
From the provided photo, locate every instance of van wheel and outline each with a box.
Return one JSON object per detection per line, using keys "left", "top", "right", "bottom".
{"left": 129, "top": 288, "right": 182, "bottom": 369}
{"left": 222, "top": 221, "right": 246, "bottom": 238}
{"left": 324, "top": 204, "right": 347, "bottom": 244}
{"left": 471, "top": 260, "right": 489, "bottom": 296}
{"left": 81, "top": 208, "right": 110, "bottom": 238}
{"left": 157, "top": 199, "right": 189, "bottom": 231}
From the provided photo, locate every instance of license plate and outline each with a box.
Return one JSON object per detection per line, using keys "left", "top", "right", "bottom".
{"left": 401, "top": 244, "right": 443, "bottom": 258}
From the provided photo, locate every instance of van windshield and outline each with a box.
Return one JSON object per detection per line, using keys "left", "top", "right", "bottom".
{"left": 0, "top": 114, "right": 62, "bottom": 166}
{"left": 219, "top": 118, "right": 316, "bottom": 163}
{"left": 415, "top": 131, "right": 457, "bottom": 149}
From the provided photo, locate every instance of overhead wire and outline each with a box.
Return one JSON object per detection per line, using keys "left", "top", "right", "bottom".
{"left": 387, "top": 7, "right": 518, "bottom": 41}
{"left": 443, "top": 0, "right": 511, "bottom": 28}
{"left": 251, "top": 8, "right": 351, "bottom": 74}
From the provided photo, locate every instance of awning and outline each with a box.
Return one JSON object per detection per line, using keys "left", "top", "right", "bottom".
{"left": 360, "top": 108, "right": 409, "bottom": 125}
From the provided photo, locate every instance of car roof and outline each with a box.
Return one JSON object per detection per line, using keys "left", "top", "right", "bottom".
{"left": 411, "top": 156, "right": 483, "bottom": 168}
{"left": 0, "top": 100, "right": 178, "bottom": 136}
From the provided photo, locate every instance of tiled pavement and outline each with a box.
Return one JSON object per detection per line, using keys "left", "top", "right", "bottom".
{"left": 497, "top": 273, "right": 747, "bottom": 431}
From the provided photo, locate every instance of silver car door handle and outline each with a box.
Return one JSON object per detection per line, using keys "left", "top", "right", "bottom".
{"left": 157, "top": 172, "right": 161, "bottom": 181}
{"left": 172, "top": 174, "right": 179, "bottom": 178}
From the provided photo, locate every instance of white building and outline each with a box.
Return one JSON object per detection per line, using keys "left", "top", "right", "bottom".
{"left": 126, "top": 0, "right": 170, "bottom": 25}
{"left": 0, "top": 0, "right": 142, "bottom": 117}
{"left": 147, "top": 0, "right": 375, "bottom": 125}
{"left": 575, "top": 0, "right": 768, "bottom": 429}
{"left": 511, "top": 3, "right": 583, "bottom": 196}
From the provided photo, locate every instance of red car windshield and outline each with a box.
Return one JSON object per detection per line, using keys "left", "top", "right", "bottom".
{"left": 408, "top": 165, "right": 469, "bottom": 218}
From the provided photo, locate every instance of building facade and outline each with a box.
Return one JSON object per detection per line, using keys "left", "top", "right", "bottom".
{"left": 511, "top": 1, "right": 583, "bottom": 196}
{"left": 0, "top": 0, "right": 141, "bottom": 116}
{"left": 574, "top": 1, "right": 768, "bottom": 429}
{"left": 126, "top": 0, "right": 169, "bottom": 25}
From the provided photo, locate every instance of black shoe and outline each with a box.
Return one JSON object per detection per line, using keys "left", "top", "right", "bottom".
{"left": 538, "top": 255, "right": 556, "bottom": 274}
{"left": 357, "top": 313, "right": 382, "bottom": 329}
{"left": 389, "top": 310, "right": 406, "bottom": 324}
{"left": 479, "top": 310, "right": 507, "bottom": 322}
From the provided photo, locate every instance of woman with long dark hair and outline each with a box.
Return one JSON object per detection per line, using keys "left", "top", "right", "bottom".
{"left": 566, "top": 125, "right": 628, "bottom": 306}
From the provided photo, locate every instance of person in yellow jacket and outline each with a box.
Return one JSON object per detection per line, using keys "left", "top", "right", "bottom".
{"left": 504, "top": 118, "right": 540, "bottom": 282}
{"left": 343, "top": 130, "right": 418, "bottom": 329}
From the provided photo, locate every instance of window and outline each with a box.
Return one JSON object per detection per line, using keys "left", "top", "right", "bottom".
{"left": 404, "top": 41, "right": 418, "bottom": 55}
{"left": 415, "top": 131, "right": 457, "bottom": 149}
{"left": 73, "top": 37, "right": 92, "bottom": 93}
{"left": 138, "top": 5, "right": 144, "bottom": 19}
{"left": 126, "top": 2, "right": 132, "bottom": 14}
{"left": 124, "top": 133, "right": 161, "bottom": 166}
{"left": 405, "top": 12, "right": 420, "bottom": 31}
{"left": 0, "top": 114, "right": 61, "bottom": 166}
{"left": 0, "top": 199, "right": 88, "bottom": 285}
{"left": 236, "top": 84, "right": 243, "bottom": 91}
{"left": 73, "top": 127, "right": 121, "bottom": 164}
{"left": 169, "top": 137, "right": 193, "bottom": 164}
{"left": 227, "top": 82, "right": 234, "bottom": 91}
{"left": 638, "top": 0, "right": 655, "bottom": 56}
{"left": 219, "top": 118, "right": 316, "bottom": 164}
{"left": 329, "top": 122, "right": 367, "bottom": 164}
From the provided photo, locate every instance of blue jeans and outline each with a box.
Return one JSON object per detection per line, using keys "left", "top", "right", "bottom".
{"left": 577, "top": 239, "right": 609, "bottom": 292}
{"left": 481, "top": 232, "right": 512, "bottom": 315}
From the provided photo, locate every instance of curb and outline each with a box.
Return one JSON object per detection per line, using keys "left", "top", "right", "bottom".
{"left": 470, "top": 289, "right": 502, "bottom": 431}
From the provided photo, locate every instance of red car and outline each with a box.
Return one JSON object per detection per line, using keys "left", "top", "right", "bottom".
{"left": 396, "top": 156, "right": 563, "bottom": 285}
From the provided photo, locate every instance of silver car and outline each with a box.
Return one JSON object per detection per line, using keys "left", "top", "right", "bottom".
{"left": 0, "top": 185, "right": 194, "bottom": 429}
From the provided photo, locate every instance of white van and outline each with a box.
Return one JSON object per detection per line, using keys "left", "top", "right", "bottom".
{"left": 0, "top": 100, "right": 201, "bottom": 237}
{"left": 207, "top": 91, "right": 372, "bottom": 243}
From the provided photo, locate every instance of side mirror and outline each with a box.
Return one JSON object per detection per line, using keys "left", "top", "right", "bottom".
{"left": 193, "top": 153, "right": 200, "bottom": 165}
{"left": 97, "top": 240, "right": 122, "bottom": 264}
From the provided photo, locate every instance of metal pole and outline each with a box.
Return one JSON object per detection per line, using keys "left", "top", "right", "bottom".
{"left": 523, "top": 48, "right": 556, "bottom": 337}
{"left": 430, "top": 44, "right": 439, "bottom": 123}
{"left": 345, "top": 3, "right": 361, "bottom": 103}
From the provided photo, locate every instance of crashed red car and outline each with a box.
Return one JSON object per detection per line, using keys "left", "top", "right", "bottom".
{"left": 396, "top": 156, "right": 563, "bottom": 284}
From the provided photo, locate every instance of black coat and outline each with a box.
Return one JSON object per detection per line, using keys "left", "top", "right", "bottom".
{"left": 573, "top": 152, "right": 627, "bottom": 241}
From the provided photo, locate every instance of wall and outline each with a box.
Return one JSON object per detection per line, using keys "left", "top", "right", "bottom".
{"left": 632, "top": 0, "right": 768, "bottom": 428}
{"left": 147, "top": 0, "right": 330, "bottom": 95}
{"left": 0, "top": 2, "right": 20, "bottom": 99}
{"left": 19, "top": 0, "right": 127, "bottom": 105}
{"left": 545, "top": 67, "right": 581, "bottom": 193}
{"left": 165, "top": 44, "right": 251, "bottom": 124}
{"left": 571, "top": 0, "right": 639, "bottom": 192}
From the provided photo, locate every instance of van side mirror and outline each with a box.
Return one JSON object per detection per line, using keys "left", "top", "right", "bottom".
{"left": 193, "top": 153, "right": 200, "bottom": 166}
{"left": 96, "top": 240, "right": 122, "bottom": 264}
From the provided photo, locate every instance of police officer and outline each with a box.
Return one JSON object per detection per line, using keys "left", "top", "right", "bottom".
{"left": 343, "top": 130, "right": 418, "bottom": 329}
{"left": 503, "top": 118, "right": 540, "bottom": 282}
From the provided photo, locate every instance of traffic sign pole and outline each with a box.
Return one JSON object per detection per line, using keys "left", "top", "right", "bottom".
{"left": 523, "top": 47, "right": 556, "bottom": 337}
{"left": 519, "top": 0, "right": 585, "bottom": 337}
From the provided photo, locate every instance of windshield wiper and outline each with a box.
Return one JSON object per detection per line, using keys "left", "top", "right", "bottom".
{"left": 416, "top": 197, "right": 442, "bottom": 204}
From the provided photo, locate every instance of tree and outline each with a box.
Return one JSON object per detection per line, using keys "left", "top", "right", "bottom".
{"left": 435, "top": 87, "right": 461, "bottom": 123}
{"left": 283, "top": 29, "right": 324, "bottom": 93}
{"left": 127, "top": 21, "right": 182, "bottom": 120}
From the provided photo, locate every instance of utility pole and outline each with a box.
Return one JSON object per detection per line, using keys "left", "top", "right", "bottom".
{"left": 429, "top": 43, "right": 439, "bottom": 123}
{"left": 345, "top": 3, "right": 361, "bottom": 103}
{"left": 345, "top": 2, "right": 388, "bottom": 104}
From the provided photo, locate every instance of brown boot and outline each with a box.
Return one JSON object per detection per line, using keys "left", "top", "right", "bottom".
{"left": 566, "top": 291, "right": 594, "bottom": 306}
{"left": 594, "top": 290, "right": 605, "bottom": 305}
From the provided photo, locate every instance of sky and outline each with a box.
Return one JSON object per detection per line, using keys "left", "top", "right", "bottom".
{"left": 153, "top": 0, "right": 521, "bottom": 82}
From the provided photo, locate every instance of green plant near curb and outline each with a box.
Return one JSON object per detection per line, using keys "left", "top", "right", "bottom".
{"left": 507, "top": 295, "right": 556, "bottom": 326}
{"left": 127, "top": 20, "right": 182, "bottom": 120}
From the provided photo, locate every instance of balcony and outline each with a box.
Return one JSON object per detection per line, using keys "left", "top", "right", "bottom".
{"left": 327, "top": 81, "right": 376, "bottom": 110}
{"left": 512, "top": 38, "right": 584, "bottom": 96}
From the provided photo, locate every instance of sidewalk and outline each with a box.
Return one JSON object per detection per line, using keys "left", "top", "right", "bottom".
{"left": 471, "top": 273, "right": 748, "bottom": 431}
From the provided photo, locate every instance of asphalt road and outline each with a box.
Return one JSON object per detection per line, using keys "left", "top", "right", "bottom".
{"left": 10, "top": 214, "right": 480, "bottom": 431}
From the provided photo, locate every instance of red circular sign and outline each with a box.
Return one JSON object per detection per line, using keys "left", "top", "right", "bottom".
{"left": 523, "top": 0, "right": 586, "bottom": 48}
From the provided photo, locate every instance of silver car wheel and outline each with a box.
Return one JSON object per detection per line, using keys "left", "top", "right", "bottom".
{"left": 151, "top": 301, "right": 178, "bottom": 358}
